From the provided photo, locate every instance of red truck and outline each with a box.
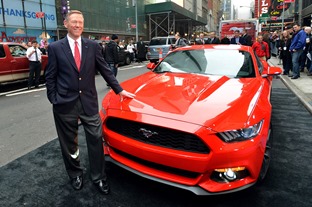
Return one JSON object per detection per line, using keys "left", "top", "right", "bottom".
{"left": 0, "top": 42, "right": 48, "bottom": 84}
{"left": 219, "top": 19, "right": 259, "bottom": 44}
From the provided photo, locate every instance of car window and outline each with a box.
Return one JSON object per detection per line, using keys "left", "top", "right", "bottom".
{"left": 168, "top": 38, "right": 176, "bottom": 44}
{"left": 8, "top": 45, "right": 27, "bottom": 57}
{"left": 149, "top": 38, "right": 167, "bottom": 46}
{"left": 253, "top": 50, "right": 263, "bottom": 74}
{"left": 0, "top": 45, "right": 5, "bottom": 58}
{"left": 154, "top": 49, "right": 255, "bottom": 78}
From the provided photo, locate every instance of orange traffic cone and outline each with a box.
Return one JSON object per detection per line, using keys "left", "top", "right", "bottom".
{"left": 159, "top": 48, "right": 163, "bottom": 61}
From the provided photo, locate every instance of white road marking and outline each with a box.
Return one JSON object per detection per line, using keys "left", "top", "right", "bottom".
{"left": 5, "top": 87, "right": 46, "bottom": 97}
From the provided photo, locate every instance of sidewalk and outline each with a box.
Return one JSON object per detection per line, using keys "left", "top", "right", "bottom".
{"left": 268, "top": 57, "right": 312, "bottom": 114}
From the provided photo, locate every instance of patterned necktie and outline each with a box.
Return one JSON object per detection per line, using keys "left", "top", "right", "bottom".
{"left": 74, "top": 41, "right": 81, "bottom": 71}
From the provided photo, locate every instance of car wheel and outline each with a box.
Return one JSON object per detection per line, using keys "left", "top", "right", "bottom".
{"left": 258, "top": 123, "right": 273, "bottom": 183}
{"left": 125, "top": 56, "right": 131, "bottom": 65}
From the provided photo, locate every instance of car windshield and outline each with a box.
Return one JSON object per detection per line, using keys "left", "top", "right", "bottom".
{"left": 149, "top": 38, "right": 167, "bottom": 45}
{"left": 154, "top": 48, "right": 255, "bottom": 78}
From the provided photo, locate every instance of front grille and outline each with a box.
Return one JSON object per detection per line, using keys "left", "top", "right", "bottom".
{"left": 105, "top": 117, "right": 210, "bottom": 154}
{"left": 111, "top": 147, "right": 200, "bottom": 178}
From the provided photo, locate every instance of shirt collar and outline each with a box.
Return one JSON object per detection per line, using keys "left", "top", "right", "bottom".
{"left": 67, "top": 35, "right": 81, "bottom": 46}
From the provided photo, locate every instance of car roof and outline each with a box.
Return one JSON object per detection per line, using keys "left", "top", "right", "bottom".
{"left": 0, "top": 42, "right": 21, "bottom": 45}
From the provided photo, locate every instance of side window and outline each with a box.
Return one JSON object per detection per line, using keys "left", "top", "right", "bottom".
{"left": 8, "top": 45, "right": 27, "bottom": 57}
{"left": 0, "top": 45, "right": 5, "bottom": 58}
{"left": 254, "top": 50, "right": 263, "bottom": 74}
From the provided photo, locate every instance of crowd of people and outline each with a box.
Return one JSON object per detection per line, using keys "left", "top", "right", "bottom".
{"left": 193, "top": 25, "right": 312, "bottom": 79}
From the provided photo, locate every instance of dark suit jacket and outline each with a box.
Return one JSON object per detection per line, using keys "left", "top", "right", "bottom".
{"left": 230, "top": 37, "right": 246, "bottom": 45}
{"left": 45, "top": 37, "right": 123, "bottom": 115}
{"left": 206, "top": 38, "right": 220, "bottom": 44}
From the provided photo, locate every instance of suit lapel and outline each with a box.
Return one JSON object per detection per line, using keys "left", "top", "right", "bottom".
{"left": 80, "top": 38, "right": 88, "bottom": 72}
{"left": 61, "top": 37, "right": 78, "bottom": 71}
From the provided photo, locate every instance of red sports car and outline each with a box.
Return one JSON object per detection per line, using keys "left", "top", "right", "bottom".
{"left": 99, "top": 45, "right": 282, "bottom": 195}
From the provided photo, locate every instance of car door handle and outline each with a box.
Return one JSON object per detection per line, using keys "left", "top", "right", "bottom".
{"left": 10, "top": 60, "right": 17, "bottom": 63}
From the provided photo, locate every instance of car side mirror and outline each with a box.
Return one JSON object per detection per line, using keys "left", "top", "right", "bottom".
{"left": 147, "top": 62, "right": 156, "bottom": 70}
{"left": 262, "top": 66, "right": 282, "bottom": 77}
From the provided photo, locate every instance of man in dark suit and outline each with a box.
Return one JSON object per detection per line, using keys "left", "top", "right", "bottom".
{"left": 230, "top": 30, "right": 246, "bottom": 45}
{"left": 206, "top": 31, "right": 220, "bottom": 44}
{"left": 196, "top": 33, "right": 206, "bottom": 45}
{"left": 45, "top": 10, "right": 135, "bottom": 195}
{"left": 241, "top": 29, "right": 253, "bottom": 46}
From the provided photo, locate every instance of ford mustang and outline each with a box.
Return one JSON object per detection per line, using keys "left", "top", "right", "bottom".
{"left": 99, "top": 44, "right": 282, "bottom": 195}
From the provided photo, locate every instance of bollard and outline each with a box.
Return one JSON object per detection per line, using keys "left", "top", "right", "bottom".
{"left": 159, "top": 48, "right": 163, "bottom": 61}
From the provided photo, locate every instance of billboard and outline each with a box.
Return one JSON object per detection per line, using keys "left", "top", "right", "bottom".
{"left": 0, "top": 0, "right": 57, "bottom": 29}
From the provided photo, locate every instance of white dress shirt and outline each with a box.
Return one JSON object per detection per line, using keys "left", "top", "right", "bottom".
{"left": 67, "top": 35, "right": 81, "bottom": 58}
{"left": 26, "top": 46, "right": 42, "bottom": 62}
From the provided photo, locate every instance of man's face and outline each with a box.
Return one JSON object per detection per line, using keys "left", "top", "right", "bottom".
{"left": 199, "top": 34, "right": 204, "bottom": 39}
{"left": 32, "top": 43, "right": 38, "bottom": 48}
{"left": 234, "top": 32, "right": 240, "bottom": 37}
{"left": 210, "top": 33, "right": 215, "bottom": 38}
{"left": 293, "top": 25, "right": 300, "bottom": 32}
{"left": 64, "top": 13, "right": 84, "bottom": 39}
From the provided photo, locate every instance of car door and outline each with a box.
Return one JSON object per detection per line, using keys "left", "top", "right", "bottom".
{"left": 0, "top": 44, "right": 14, "bottom": 83}
{"left": 9, "top": 44, "right": 29, "bottom": 81}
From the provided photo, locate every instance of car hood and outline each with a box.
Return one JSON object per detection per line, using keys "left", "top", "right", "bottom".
{"left": 106, "top": 72, "right": 264, "bottom": 130}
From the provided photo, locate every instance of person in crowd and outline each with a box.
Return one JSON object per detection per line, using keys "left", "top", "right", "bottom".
{"left": 278, "top": 30, "right": 292, "bottom": 76}
{"left": 26, "top": 40, "right": 42, "bottom": 89}
{"left": 306, "top": 28, "right": 312, "bottom": 76}
{"left": 104, "top": 34, "right": 119, "bottom": 79}
{"left": 289, "top": 23, "right": 306, "bottom": 79}
{"left": 230, "top": 30, "right": 246, "bottom": 45}
{"left": 241, "top": 29, "right": 252, "bottom": 46}
{"left": 220, "top": 35, "right": 230, "bottom": 44}
{"left": 299, "top": 27, "right": 311, "bottom": 72}
{"left": 21, "top": 42, "right": 28, "bottom": 48}
{"left": 252, "top": 35, "right": 270, "bottom": 60}
{"left": 174, "top": 32, "right": 187, "bottom": 47}
{"left": 136, "top": 37, "right": 146, "bottom": 63}
{"left": 27, "top": 41, "right": 32, "bottom": 48}
{"left": 206, "top": 31, "right": 220, "bottom": 44}
{"left": 45, "top": 10, "right": 135, "bottom": 195}
{"left": 40, "top": 42, "right": 49, "bottom": 55}
{"left": 262, "top": 32, "right": 271, "bottom": 60}
{"left": 196, "top": 33, "right": 206, "bottom": 45}
{"left": 127, "top": 39, "right": 135, "bottom": 62}
{"left": 270, "top": 30, "right": 280, "bottom": 57}
{"left": 40, "top": 37, "right": 48, "bottom": 49}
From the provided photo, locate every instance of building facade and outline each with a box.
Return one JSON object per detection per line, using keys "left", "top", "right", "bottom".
{"left": 0, "top": 0, "right": 57, "bottom": 43}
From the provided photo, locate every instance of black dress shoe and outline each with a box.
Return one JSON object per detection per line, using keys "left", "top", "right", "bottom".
{"left": 94, "top": 180, "right": 110, "bottom": 194}
{"left": 71, "top": 176, "right": 83, "bottom": 190}
{"left": 291, "top": 76, "right": 299, "bottom": 79}
{"left": 307, "top": 73, "right": 312, "bottom": 76}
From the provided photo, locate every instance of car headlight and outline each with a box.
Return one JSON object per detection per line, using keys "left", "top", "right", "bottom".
{"left": 217, "top": 120, "right": 263, "bottom": 143}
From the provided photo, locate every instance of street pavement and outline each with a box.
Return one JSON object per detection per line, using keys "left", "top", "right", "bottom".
{"left": 268, "top": 57, "right": 312, "bottom": 114}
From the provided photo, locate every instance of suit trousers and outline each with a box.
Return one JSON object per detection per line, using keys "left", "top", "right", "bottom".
{"left": 28, "top": 61, "right": 41, "bottom": 87}
{"left": 53, "top": 98, "right": 106, "bottom": 183}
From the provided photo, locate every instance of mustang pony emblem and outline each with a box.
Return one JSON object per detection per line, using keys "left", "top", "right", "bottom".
{"left": 139, "top": 128, "right": 158, "bottom": 138}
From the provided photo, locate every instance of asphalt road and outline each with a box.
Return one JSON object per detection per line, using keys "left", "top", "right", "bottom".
{"left": 1, "top": 67, "right": 312, "bottom": 206}
{"left": 0, "top": 62, "right": 148, "bottom": 167}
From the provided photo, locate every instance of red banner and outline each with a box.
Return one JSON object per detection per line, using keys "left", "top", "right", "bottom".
{"left": 284, "top": 0, "right": 295, "bottom": 3}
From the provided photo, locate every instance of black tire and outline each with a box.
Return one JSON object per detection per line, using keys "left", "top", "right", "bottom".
{"left": 257, "top": 123, "right": 273, "bottom": 183}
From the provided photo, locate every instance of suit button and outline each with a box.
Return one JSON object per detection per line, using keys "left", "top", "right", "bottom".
{"left": 79, "top": 78, "right": 82, "bottom": 80}
{"left": 79, "top": 90, "right": 82, "bottom": 93}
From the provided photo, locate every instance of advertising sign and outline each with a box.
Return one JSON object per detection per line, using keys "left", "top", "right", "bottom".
{"left": 0, "top": 0, "right": 57, "bottom": 29}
